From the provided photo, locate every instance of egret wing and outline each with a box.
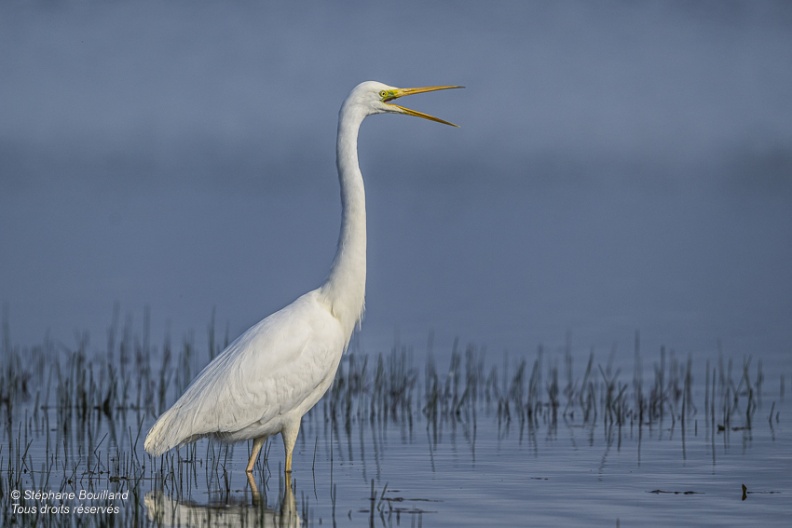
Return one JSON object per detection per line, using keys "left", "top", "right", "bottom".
{"left": 145, "top": 290, "right": 344, "bottom": 454}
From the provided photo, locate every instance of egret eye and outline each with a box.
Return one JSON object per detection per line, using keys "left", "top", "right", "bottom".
{"left": 379, "top": 90, "right": 387, "bottom": 99}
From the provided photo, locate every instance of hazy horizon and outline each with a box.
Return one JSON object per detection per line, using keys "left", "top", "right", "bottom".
{"left": 2, "top": 1, "right": 791, "bottom": 365}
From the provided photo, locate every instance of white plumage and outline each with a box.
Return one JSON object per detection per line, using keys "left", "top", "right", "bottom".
{"left": 144, "top": 81, "right": 460, "bottom": 473}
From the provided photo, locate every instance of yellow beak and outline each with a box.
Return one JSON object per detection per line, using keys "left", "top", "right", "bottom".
{"left": 382, "top": 85, "right": 463, "bottom": 127}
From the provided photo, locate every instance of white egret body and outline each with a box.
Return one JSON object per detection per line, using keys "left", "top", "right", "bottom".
{"left": 144, "top": 81, "right": 460, "bottom": 473}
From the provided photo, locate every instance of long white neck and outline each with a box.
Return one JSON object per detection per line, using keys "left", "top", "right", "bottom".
{"left": 320, "top": 103, "right": 367, "bottom": 338}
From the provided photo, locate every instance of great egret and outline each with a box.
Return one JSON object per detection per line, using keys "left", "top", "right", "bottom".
{"left": 144, "top": 81, "right": 461, "bottom": 473}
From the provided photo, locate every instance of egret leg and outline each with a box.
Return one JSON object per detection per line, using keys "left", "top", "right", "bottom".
{"left": 281, "top": 472, "right": 297, "bottom": 521}
{"left": 246, "top": 472, "right": 261, "bottom": 501}
{"left": 246, "top": 436, "right": 267, "bottom": 473}
{"left": 282, "top": 419, "right": 301, "bottom": 473}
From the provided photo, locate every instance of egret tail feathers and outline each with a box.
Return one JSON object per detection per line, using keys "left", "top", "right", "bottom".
{"left": 144, "top": 406, "right": 202, "bottom": 456}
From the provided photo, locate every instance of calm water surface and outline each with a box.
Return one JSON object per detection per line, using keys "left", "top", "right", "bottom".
{"left": 1, "top": 334, "right": 789, "bottom": 527}
{"left": 3, "top": 3, "right": 791, "bottom": 526}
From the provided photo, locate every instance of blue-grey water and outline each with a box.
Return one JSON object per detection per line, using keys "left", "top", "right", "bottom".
{"left": 2, "top": 339, "right": 790, "bottom": 527}
{"left": 2, "top": 1, "right": 792, "bottom": 526}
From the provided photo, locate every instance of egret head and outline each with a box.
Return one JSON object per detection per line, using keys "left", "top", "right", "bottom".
{"left": 345, "top": 81, "right": 462, "bottom": 127}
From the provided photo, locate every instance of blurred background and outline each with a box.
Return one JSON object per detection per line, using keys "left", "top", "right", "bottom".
{"left": 1, "top": 1, "right": 790, "bottom": 365}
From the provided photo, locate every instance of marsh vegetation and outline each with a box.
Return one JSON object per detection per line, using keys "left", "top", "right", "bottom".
{"left": 1, "top": 315, "right": 788, "bottom": 527}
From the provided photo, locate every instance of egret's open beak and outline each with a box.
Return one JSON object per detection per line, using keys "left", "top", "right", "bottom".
{"left": 382, "top": 85, "right": 463, "bottom": 127}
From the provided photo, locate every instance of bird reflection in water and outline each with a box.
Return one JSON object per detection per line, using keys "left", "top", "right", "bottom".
{"left": 145, "top": 473, "right": 300, "bottom": 527}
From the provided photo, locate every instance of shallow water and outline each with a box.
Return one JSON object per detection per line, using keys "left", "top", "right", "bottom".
{"left": 1, "top": 336, "right": 789, "bottom": 527}
{"left": 3, "top": 3, "right": 791, "bottom": 525}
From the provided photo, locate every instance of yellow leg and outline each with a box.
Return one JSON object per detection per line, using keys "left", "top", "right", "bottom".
{"left": 246, "top": 436, "right": 267, "bottom": 473}
{"left": 281, "top": 472, "right": 298, "bottom": 523}
{"left": 246, "top": 471, "right": 261, "bottom": 501}
{"left": 282, "top": 420, "right": 301, "bottom": 473}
